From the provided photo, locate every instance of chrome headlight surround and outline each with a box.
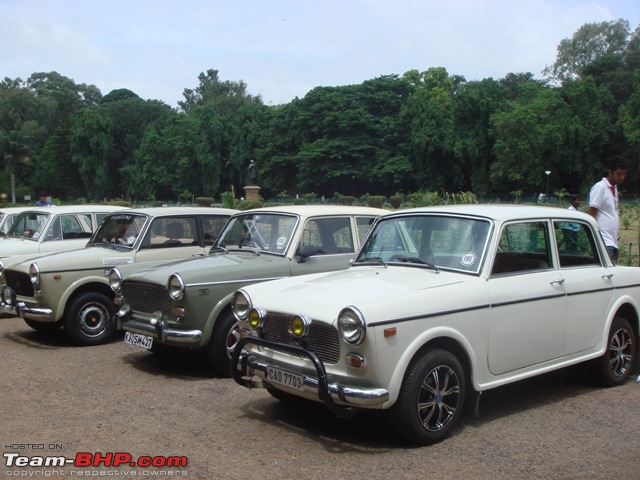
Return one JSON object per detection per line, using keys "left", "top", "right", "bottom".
{"left": 289, "top": 314, "right": 312, "bottom": 338}
{"left": 167, "top": 274, "right": 185, "bottom": 301}
{"left": 338, "top": 306, "right": 366, "bottom": 345}
{"left": 108, "top": 268, "right": 122, "bottom": 292}
{"left": 0, "top": 259, "right": 5, "bottom": 283}
{"left": 29, "top": 262, "right": 40, "bottom": 287}
{"left": 232, "top": 289, "right": 252, "bottom": 321}
{"left": 2, "top": 286, "right": 16, "bottom": 305}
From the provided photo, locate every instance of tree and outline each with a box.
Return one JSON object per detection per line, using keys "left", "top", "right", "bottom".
{"left": 0, "top": 130, "right": 31, "bottom": 202}
{"left": 544, "top": 19, "right": 631, "bottom": 82}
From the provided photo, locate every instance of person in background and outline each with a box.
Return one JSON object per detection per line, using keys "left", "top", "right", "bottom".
{"left": 35, "top": 191, "right": 52, "bottom": 206}
{"left": 568, "top": 194, "right": 581, "bottom": 211}
{"left": 588, "top": 156, "right": 628, "bottom": 264}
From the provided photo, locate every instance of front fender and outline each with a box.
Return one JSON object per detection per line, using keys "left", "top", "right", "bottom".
{"left": 48, "top": 273, "right": 110, "bottom": 321}
{"left": 380, "top": 325, "right": 480, "bottom": 407}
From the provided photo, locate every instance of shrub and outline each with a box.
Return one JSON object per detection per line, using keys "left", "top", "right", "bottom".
{"left": 389, "top": 195, "right": 402, "bottom": 209}
{"left": 367, "top": 195, "right": 386, "bottom": 208}
{"left": 195, "top": 197, "right": 214, "bottom": 207}
{"left": 237, "top": 200, "right": 264, "bottom": 210}
{"left": 338, "top": 195, "right": 355, "bottom": 205}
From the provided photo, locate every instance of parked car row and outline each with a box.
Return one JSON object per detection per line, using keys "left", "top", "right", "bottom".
{"left": 1, "top": 203, "right": 638, "bottom": 445}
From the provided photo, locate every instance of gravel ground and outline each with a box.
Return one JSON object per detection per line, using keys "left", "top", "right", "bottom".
{"left": 1, "top": 316, "right": 639, "bottom": 480}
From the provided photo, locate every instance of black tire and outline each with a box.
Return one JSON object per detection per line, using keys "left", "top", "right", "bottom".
{"left": 388, "top": 349, "right": 466, "bottom": 445}
{"left": 204, "top": 311, "right": 240, "bottom": 377}
{"left": 593, "top": 316, "right": 637, "bottom": 386}
{"left": 63, "top": 292, "right": 116, "bottom": 346}
{"left": 24, "top": 318, "right": 63, "bottom": 332}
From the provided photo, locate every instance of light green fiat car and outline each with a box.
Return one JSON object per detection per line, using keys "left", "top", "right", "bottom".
{"left": 113, "top": 205, "right": 386, "bottom": 376}
{"left": 0, "top": 206, "right": 236, "bottom": 345}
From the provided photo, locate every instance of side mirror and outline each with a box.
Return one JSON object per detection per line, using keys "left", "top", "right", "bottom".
{"left": 295, "top": 244, "right": 324, "bottom": 263}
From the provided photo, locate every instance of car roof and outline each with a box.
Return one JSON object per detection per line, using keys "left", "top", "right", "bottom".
{"left": 384, "top": 204, "right": 594, "bottom": 222}
{"left": 230, "top": 205, "right": 388, "bottom": 218}
{"left": 11, "top": 205, "right": 130, "bottom": 215}
{"left": 113, "top": 206, "right": 238, "bottom": 216}
{"left": 0, "top": 206, "right": 35, "bottom": 214}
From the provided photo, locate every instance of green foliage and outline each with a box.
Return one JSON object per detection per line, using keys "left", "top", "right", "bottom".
{"left": 220, "top": 191, "right": 236, "bottom": 209}
{"left": 404, "top": 190, "right": 477, "bottom": 207}
{"left": 293, "top": 198, "right": 307, "bottom": 205}
{"left": 195, "top": 197, "right": 214, "bottom": 207}
{"left": 366, "top": 195, "right": 386, "bottom": 208}
{"left": 389, "top": 195, "right": 403, "bottom": 209}
{"left": 338, "top": 195, "right": 355, "bottom": 205}
{"left": 237, "top": 199, "right": 263, "bottom": 210}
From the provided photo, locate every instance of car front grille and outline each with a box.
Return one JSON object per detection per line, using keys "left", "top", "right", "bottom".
{"left": 122, "top": 281, "right": 172, "bottom": 317}
{"left": 5, "top": 270, "right": 34, "bottom": 297}
{"left": 262, "top": 312, "right": 341, "bottom": 365}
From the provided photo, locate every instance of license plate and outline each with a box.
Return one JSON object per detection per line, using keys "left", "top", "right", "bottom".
{"left": 124, "top": 332, "right": 153, "bottom": 349}
{"left": 266, "top": 366, "right": 304, "bottom": 391}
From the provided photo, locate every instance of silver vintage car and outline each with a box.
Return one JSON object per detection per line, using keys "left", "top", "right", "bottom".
{"left": 113, "top": 205, "right": 386, "bottom": 375}
{"left": 0, "top": 207, "right": 236, "bottom": 345}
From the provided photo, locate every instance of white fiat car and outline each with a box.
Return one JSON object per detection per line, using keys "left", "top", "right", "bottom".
{"left": 0, "top": 206, "right": 36, "bottom": 236}
{"left": 231, "top": 205, "right": 639, "bottom": 444}
{"left": 0, "top": 205, "right": 128, "bottom": 260}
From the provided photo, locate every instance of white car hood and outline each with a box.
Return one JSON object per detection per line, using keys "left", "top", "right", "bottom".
{"left": 245, "top": 265, "right": 479, "bottom": 324}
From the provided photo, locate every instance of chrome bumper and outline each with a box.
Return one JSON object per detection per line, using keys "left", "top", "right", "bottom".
{"left": 232, "top": 337, "right": 389, "bottom": 418}
{"left": 121, "top": 318, "right": 202, "bottom": 346}
{"left": 0, "top": 302, "right": 53, "bottom": 322}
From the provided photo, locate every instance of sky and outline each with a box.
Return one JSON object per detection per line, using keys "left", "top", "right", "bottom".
{"left": 1, "top": 0, "right": 640, "bottom": 108}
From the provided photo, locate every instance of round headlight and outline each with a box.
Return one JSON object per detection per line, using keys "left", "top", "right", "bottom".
{"left": 167, "top": 274, "right": 185, "bottom": 300}
{"left": 2, "top": 286, "right": 16, "bottom": 305}
{"left": 109, "top": 268, "right": 122, "bottom": 292}
{"left": 29, "top": 263, "right": 40, "bottom": 286}
{"left": 290, "top": 315, "right": 311, "bottom": 338}
{"left": 232, "top": 290, "right": 252, "bottom": 321}
{"left": 338, "top": 307, "right": 366, "bottom": 345}
{"left": 248, "top": 308, "right": 265, "bottom": 329}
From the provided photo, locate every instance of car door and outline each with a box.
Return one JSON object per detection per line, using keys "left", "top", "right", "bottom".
{"left": 553, "top": 219, "right": 615, "bottom": 355}
{"left": 487, "top": 220, "right": 567, "bottom": 375}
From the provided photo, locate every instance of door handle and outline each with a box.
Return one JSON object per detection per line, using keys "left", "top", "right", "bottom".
{"left": 601, "top": 273, "right": 614, "bottom": 280}
{"left": 550, "top": 278, "right": 565, "bottom": 285}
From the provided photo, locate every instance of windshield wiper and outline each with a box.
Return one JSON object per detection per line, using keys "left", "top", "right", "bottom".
{"left": 354, "top": 256, "right": 387, "bottom": 267}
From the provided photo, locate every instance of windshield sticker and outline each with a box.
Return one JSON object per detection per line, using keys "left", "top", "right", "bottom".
{"left": 102, "top": 257, "right": 134, "bottom": 267}
{"left": 460, "top": 252, "right": 476, "bottom": 267}
{"left": 109, "top": 214, "right": 134, "bottom": 221}
{"left": 276, "top": 236, "right": 287, "bottom": 249}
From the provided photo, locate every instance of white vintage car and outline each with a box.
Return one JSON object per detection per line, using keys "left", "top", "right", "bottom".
{"left": 0, "top": 207, "right": 236, "bottom": 345}
{"left": 0, "top": 206, "right": 37, "bottom": 235}
{"left": 231, "top": 205, "right": 639, "bottom": 444}
{"left": 0, "top": 205, "right": 129, "bottom": 260}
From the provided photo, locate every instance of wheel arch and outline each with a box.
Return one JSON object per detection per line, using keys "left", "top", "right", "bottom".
{"left": 385, "top": 331, "right": 477, "bottom": 408}
{"left": 63, "top": 280, "right": 115, "bottom": 318}
{"left": 615, "top": 301, "right": 639, "bottom": 344}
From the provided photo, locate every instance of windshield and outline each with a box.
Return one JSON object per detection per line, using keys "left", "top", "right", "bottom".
{"left": 355, "top": 214, "right": 491, "bottom": 274}
{"left": 6, "top": 212, "right": 51, "bottom": 240}
{"left": 215, "top": 213, "right": 298, "bottom": 255}
{"left": 91, "top": 213, "right": 148, "bottom": 247}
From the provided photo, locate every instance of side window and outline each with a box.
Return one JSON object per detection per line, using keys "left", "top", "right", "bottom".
{"left": 202, "top": 216, "right": 230, "bottom": 246}
{"left": 554, "top": 221, "right": 600, "bottom": 267}
{"left": 492, "top": 222, "right": 551, "bottom": 275}
{"left": 356, "top": 216, "right": 376, "bottom": 243}
{"left": 143, "top": 217, "right": 198, "bottom": 248}
{"left": 299, "top": 218, "right": 354, "bottom": 255}
{"left": 44, "top": 217, "right": 62, "bottom": 241}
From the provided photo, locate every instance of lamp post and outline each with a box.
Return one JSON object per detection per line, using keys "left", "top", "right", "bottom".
{"left": 545, "top": 170, "right": 551, "bottom": 200}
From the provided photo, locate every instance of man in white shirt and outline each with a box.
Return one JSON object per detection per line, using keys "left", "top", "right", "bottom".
{"left": 588, "top": 156, "right": 628, "bottom": 264}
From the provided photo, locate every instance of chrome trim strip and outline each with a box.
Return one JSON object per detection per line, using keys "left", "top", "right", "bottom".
{"left": 121, "top": 318, "right": 202, "bottom": 346}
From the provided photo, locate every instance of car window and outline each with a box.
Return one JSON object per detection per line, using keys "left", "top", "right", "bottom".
{"left": 356, "top": 215, "right": 490, "bottom": 273}
{"left": 492, "top": 221, "right": 552, "bottom": 275}
{"left": 216, "top": 213, "right": 298, "bottom": 255}
{"left": 356, "top": 216, "right": 377, "bottom": 243}
{"left": 299, "top": 217, "right": 354, "bottom": 255}
{"left": 202, "top": 215, "right": 230, "bottom": 246}
{"left": 8, "top": 212, "right": 49, "bottom": 240}
{"left": 93, "top": 213, "right": 147, "bottom": 247}
{"left": 142, "top": 217, "right": 198, "bottom": 248}
{"left": 553, "top": 220, "right": 600, "bottom": 267}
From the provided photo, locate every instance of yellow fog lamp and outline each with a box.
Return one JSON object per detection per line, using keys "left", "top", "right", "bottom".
{"left": 289, "top": 315, "right": 311, "bottom": 338}
{"left": 248, "top": 308, "right": 265, "bottom": 329}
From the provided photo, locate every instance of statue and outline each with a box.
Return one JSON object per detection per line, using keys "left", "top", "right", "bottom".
{"left": 247, "top": 160, "right": 258, "bottom": 185}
